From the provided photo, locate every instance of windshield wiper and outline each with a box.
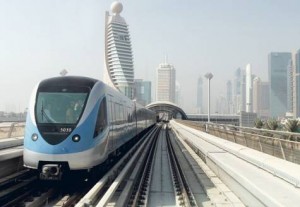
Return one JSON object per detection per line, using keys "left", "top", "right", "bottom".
{"left": 41, "top": 101, "right": 44, "bottom": 121}
{"left": 41, "top": 101, "right": 53, "bottom": 123}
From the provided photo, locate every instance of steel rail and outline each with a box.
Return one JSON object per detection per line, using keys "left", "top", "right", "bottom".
{"left": 0, "top": 176, "right": 38, "bottom": 207}
{"left": 0, "top": 169, "right": 34, "bottom": 191}
{"left": 95, "top": 126, "right": 160, "bottom": 207}
{"left": 125, "top": 125, "right": 161, "bottom": 206}
{"left": 75, "top": 125, "right": 159, "bottom": 207}
{"left": 166, "top": 126, "right": 197, "bottom": 207}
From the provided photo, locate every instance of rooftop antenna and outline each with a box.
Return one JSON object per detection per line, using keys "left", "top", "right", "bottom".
{"left": 165, "top": 55, "right": 168, "bottom": 64}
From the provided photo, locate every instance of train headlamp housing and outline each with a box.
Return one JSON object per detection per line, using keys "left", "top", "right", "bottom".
{"left": 31, "top": 133, "right": 38, "bottom": 141}
{"left": 72, "top": 134, "right": 81, "bottom": 142}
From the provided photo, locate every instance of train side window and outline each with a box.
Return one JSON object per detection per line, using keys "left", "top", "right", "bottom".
{"left": 116, "top": 104, "right": 120, "bottom": 121}
{"left": 113, "top": 103, "right": 117, "bottom": 122}
{"left": 122, "top": 105, "right": 125, "bottom": 122}
{"left": 116, "top": 103, "right": 119, "bottom": 121}
{"left": 118, "top": 104, "right": 121, "bottom": 122}
{"left": 94, "top": 97, "right": 107, "bottom": 137}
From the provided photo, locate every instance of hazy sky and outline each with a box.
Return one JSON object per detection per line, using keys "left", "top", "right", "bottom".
{"left": 1, "top": 0, "right": 300, "bottom": 113}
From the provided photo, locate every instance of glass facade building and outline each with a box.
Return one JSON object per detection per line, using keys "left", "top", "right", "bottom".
{"left": 233, "top": 68, "right": 242, "bottom": 113}
{"left": 295, "top": 50, "right": 300, "bottom": 117}
{"left": 268, "top": 52, "right": 291, "bottom": 117}
{"left": 133, "top": 79, "right": 151, "bottom": 106}
{"left": 287, "top": 59, "right": 293, "bottom": 114}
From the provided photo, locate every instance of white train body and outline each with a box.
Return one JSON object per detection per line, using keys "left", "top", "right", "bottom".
{"left": 23, "top": 76, "right": 155, "bottom": 179}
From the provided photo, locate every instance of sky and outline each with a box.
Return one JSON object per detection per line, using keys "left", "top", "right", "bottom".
{"left": 0, "top": 0, "right": 300, "bottom": 113}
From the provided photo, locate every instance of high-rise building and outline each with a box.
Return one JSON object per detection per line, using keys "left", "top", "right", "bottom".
{"left": 287, "top": 59, "right": 294, "bottom": 115}
{"left": 253, "top": 77, "right": 269, "bottom": 118}
{"left": 196, "top": 77, "right": 203, "bottom": 113}
{"left": 175, "top": 81, "right": 181, "bottom": 105}
{"left": 103, "top": 1, "right": 134, "bottom": 99}
{"left": 234, "top": 66, "right": 255, "bottom": 114}
{"left": 260, "top": 82, "right": 270, "bottom": 118}
{"left": 288, "top": 50, "right": 300, "bottom": 118}
{"left": 226, "top": 80, "right": 233, "bottom": 114}
{"left": 133, "top": 79, "right": 151, "bottom": 106}
{"left": 253, "top": 77, "right": 259, "bottom": 114}
{"left": 156, "top": 60, "right": 176, "bottom": 103}
{"left": 246, "top": 64, "right": 253, "bottom": 112}
{"left": 233, "top": 68, "right": 242, "bottom": 113}
{"left": 295, "top": 50, "right": 300, "bottom": 118}
{"left": 241, "top": 69, "right": 247, "bottom": 112}
{"left": 216, "top": 96, "right": 227, "bottom": 114}
{"left": 268, "top": 52, "right": 292, "bottom": 117}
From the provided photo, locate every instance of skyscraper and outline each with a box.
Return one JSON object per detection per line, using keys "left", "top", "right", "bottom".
{"left": 253, "top": 77, "right": 270, "bottom": 118}
{"left": 268, "top": 52, "right": 291, "bottom": 117}
{"left": 246, "top": 64, "right": 253, "bottom": 112}
{"left": 156, "top": 60, "right": 176, "bottom": 103}
{"left": 103, "top": 1, "right": 134, "bottom": 99}
{"left": 133, "top": 79, "right": 151, "bottom": 106}
{"left": 233, "top": 68, "right": 242, "bottom": 113}
{"left": 216, "top": 96, "right": 227, "bottom": 114}
{"left": 295, "top": 50, "right": 300, "bottom": 118}
{"left": 241, "top": 69, "right": 247, "bottom": 112}
{"left": 196, "top": 77, "right": 203, "bottom": 113}
{"left": 287, "top": 59, "right": 294, "bottom": 115}
{"left": 260, "top": 82, "right": 270, "bottom": 118}
{"left": 175, "top": 82, "right": 181, "bottom": 105}
{"left": 226, "top": 80, "right": 233, "bottom": 114}
{"left": 253, "top": 77, "right": 259, "bottom": 114}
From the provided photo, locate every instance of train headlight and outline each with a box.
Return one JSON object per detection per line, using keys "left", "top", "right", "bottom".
{"left": 31, "top": 133, "right": 38, "bottom": 141}
{"left": 72, "top": 134, "right": 81, "bottom": 142}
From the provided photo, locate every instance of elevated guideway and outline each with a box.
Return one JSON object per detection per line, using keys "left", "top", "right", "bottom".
{"left": 1, "top": 120, "right": 300, "bottom": 206}
{"left": 146, "top": 101, "right": 188, "bottom": 120}
{"left": 170, "top": 120, "right": 300, "bottom": 207}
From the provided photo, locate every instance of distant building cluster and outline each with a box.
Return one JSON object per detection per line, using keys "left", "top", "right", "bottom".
{"left": 0, "top": 111, "right": 26, "bottom": 122}
{"left": 103, "top": 2, "right": 153, "bottom": 106}
{"left": 103, "top": 2, "right": 300, "bottom": 121}
{"left": 103, "top": 2, "right": 184, "bottom": 107}
{"left": 220, "top": 50, "right": 300, "bottom": 119}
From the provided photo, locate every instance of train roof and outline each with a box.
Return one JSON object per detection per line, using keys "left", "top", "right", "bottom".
{"left": 38, "top": 76, "right": 99, "bottom": 89}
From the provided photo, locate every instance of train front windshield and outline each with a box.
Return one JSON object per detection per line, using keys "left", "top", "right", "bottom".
{"left": 35, "top": 87, "right": 89, "bottom": 124}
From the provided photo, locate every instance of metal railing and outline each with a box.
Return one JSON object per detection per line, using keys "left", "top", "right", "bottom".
{"left": 0, "top": 122, "right": 25, "bottom": 139}
{"left": 177, "top": 120, "right": 300, "bottom": 165}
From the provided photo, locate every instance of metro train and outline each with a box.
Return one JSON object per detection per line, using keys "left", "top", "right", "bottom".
{"left": 23, "top": 76, "right": 156, "bottom": 180}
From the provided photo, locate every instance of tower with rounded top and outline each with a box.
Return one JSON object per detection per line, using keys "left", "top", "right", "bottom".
{"left": 103, "top": 1, "right": 134, "bottom": 99}
{"left": 111, "top": 1, "right": 123, "bottom": 14}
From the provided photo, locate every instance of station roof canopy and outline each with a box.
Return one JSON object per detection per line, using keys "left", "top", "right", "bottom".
{"left": 146, "top": 101, "right": 188, "bottom": 120}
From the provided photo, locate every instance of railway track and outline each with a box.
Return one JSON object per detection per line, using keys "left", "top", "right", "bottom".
{"left": 0, "top": 126, "right": 160, "bottom": 207}
{"left": 0, "top": 123, "right": 243, "bottom": 206}
{"left": 81, "top": 123, "right": 217, "bottom": 207}
{"left": 0, "top": 169, "right": 39, "bottom": 207}
{"left": 166, "top": 127, "right": 196, "bottom": 206}
{"left": 76, "top": 124, "right": 162, "bottom": 207}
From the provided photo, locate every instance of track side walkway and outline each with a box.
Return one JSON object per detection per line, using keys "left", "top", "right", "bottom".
{"left": 171, "top": 120, "right": 300, "bottom": 207}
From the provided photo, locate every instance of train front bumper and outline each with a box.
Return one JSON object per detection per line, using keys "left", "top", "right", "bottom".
{"left": 23, "top": 141, "right": 107, "bottom": 170}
